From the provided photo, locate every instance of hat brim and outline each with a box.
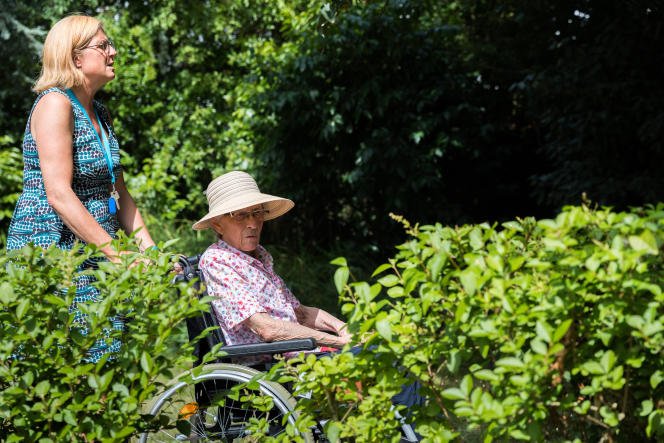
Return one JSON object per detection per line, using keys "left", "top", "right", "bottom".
{"left": 192, "top": 194, "right": 294, "bottom": 230}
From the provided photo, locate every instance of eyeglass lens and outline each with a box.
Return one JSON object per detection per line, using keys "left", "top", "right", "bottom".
{"left": 230, "top": 209, "right": 269, "bottom": 221}
{"left": 84, "top": 39, "right": 114, "bottom": 51}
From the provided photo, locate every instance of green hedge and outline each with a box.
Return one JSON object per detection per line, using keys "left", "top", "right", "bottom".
{"left": 2, "top": 204, "right": 662, "bottom": 442}
{"left": 284, "top": 204, "right": 663, "bottom": 442}
{"left": 0, "top": 239, "right": 206, "bottom": 442}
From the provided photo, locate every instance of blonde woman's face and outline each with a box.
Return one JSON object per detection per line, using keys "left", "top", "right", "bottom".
{"left": 210, "top": 204, "right": 265, "bottom": 253}
{"left": 75, "top": 29, "right": 117, "bottom": 84}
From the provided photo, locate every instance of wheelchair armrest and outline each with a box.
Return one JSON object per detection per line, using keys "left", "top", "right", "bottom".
{"left": 218, "top": 338, "right": 317, "bottom": 358}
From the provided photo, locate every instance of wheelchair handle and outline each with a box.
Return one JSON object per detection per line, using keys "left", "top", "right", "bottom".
{"left": 173, "top": 254, "right": 202, "bottom": 281}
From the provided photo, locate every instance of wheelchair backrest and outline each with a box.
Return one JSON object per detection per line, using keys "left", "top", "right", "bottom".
{"left": 175, "top": 255, "right": 227, "bottom": 366}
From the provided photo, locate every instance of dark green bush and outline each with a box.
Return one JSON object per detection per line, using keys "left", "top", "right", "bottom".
{"left": 283, "top": 204, "right": 663, "bottom": 442}
{"left": 0, "top": 239, "right": 207, "bottom": 441}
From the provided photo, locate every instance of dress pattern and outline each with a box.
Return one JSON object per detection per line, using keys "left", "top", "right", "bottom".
{"left": 200, "top": 240, "right": 301, "bottom": 364}
{"left": 6, "top": 87, "right": 122, "bottom": 362}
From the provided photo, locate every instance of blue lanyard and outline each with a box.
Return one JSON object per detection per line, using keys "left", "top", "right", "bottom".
{"left": 65, "top": 89, "right": 116, "bottom": 185}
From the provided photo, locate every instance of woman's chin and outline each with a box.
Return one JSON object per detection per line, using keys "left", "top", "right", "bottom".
{"left": 241, "top": 239, "right": 259, "bottom": 251}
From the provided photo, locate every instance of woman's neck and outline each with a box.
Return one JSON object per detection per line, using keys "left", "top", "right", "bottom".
{"left": 70, "top": 84, "right": 97, "bottom": 110}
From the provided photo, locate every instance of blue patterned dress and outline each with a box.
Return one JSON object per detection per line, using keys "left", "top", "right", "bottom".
{"left": 7, "top": 87, "right": 123, "bottom": 362}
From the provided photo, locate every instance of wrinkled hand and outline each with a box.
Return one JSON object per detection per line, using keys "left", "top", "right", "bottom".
{"left": 172, "top": 261, "right": 184, "bottom": 274}
{"left": 337, "top": 325, "right": 353, "bottom": 344}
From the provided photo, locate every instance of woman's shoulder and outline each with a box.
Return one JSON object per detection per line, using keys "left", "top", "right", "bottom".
{"left": 37, "top": 87, "right": 69, "bottom": 101}
{"left": 200, "top": 241, "right": 234, "bottom": 266}
{"left": 34, "top": 88, "right": 71, "bottom": 110}
{"left": 29, "top": 88, "right": 72, "bottom": 126}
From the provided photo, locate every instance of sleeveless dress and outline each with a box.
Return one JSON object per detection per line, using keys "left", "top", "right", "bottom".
{"left": 6, "top": 87, "right": 123, "bottom": 362}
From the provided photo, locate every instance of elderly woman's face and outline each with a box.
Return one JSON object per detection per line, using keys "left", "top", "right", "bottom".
{"left": 210, "top": 204, "right": 266, "bottom": 253}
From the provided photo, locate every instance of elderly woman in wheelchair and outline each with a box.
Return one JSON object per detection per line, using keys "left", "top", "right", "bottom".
{"left": 194, "top": 171, "right": 352, "bottom": 364}
{"left": 140, "top": 171, "right": 419, "bottom": 442}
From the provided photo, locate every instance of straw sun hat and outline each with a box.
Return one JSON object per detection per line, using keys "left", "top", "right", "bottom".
{"left": 192, "top": 171, "right": 294, "bottom": 230}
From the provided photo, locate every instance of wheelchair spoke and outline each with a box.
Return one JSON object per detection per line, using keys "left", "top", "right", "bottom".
{"left": 139, "top": 364, "right": 313, "bottom": 442}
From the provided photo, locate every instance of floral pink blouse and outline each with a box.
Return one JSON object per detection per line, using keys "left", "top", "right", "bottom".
{"left": 199, "top": 240, "right": 301, "bottom": 350}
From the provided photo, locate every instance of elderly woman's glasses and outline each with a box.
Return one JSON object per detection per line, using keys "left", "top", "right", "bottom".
{"left": 227, "top": 209, "right": 270, "bottom": 222}
{"left": 82, "top": 39, "right": 115, "bottom": 53}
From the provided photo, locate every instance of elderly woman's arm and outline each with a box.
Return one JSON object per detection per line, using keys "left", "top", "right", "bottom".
{"left": 245, "top": 312, "right": 350, "bottom": 348}
{"left": 294, "top": 304, "right": 350, "bottom": 339}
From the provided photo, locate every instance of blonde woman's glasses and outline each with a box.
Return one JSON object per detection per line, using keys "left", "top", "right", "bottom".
{"left": 82, "top": 39, "right": 115, "bottom": 53}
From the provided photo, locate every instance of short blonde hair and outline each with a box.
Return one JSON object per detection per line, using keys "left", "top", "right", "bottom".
{"left": 33, "top": 15, "right": 104, "bottom": 93}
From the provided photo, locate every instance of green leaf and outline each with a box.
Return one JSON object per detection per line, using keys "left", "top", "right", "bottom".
{"left": 43, "top": 295, "right": 67, "bottom": 307}
{"left": 508, "top": 256, "right": 525, "bottom": 271}
{"left": 647, "top": 410, "right": 664, "bottom": 437}
{"left": 446, "top": 349, "right": 461, "bottom": 374}
{"left": 329, "top": 257, "right": 347, "bottom": 267}
{"left": 496, "top": 357, "right": 525, "bottom": 370}
{"left": 0, "top": 282, "right": 16, "bottom": 303}
{"left": 486, "top": 254, "right": 503, "bottom": 272}
{"left": 99, "top": 370, "right": 115, "bottom": 391}
{"left": 88, "top": 375, "right": 99, "bottom": 389}
{"left": 325, "top": 421, "right": 341, "bottom": 443}
{"left": 16, "top": 298, "right": 30, "bottom": 320}
{"left": 641, "top": 399, "right": 654, "bottom": 416}
{"left": 371, "top": 263, "right": 392, "bottom": 277}
{"left": 599, "top": 406, "right": 619, "bottom": 427}
{"left": 628, "top": 231, "right": 658, "bottom": 254}
{"left": 375, "top": 313, "right": 392, "bottom": 342}
{"left": 460, "top": 374, "right": 473, "bottom": 395}
{"left": 63, "top": 409, "right": 77, "bottom": 426}
{"left": 34, "top": 380, "right": 50, "bottom": 398}
{"left": 441, "top": 388, "right": 467, "bottom": 401}
{"left": 585, "top": 255, "right": 600, "bottom": 272}
{"left": 386, "top": 286, "right": 404, "bottom": 298}
{"left": 509, "top": 429, "right": 531, "bottom": 440}
{"left": 377, "top": 274, "right": 399, "bottom": 288}
{"left": 536, "top": 321, "right": 552, "bottom": 343}
{"left": 581, "top": 361, "right": 605, "bottom": 375}
{"left": 574, "top": 400, "right": 591, "bottom": 415}
{"left": 530, "top": 339, "right": 548, "bottom": 355}
{"left": 502, "top": 221, "right": 523, "bottom": 231}
{"left": 469, "top": 228, "right": 484, "bottom": 250}
{"left": 427, "top": 253, "right": 447, "bottom": 278}
{"left": 459, "top": 268, "right": 479, "bottom": 295}
{"left": 600, "top": 351, "right": 616, "bottom": 372}
{"left": 140, "top": 351, "right": 153, "bottom": 373}
{"left": 650, "top": 371, "right": 663, "bottom": 389}
{"left": 333, "top": 266, "right": 349, "bottom": 294}
{"left": 473, "top": 369, "right": 499, "bottom": 382}
{"left": 175, "top": 419, "right": 192, "bottom": 436}
{"left": 552, "top": 319, "right": 573, "bottom": 342}
{"left": 542, "top": 238, "right": 566, "bottom": 251}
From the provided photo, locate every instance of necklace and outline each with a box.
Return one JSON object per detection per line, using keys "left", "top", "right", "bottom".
{"left": 65, "top": 89, "right": 120, "bottom": 214}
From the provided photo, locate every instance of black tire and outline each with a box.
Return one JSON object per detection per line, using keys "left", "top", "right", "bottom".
{"left": 138, "top": 363, "right": 313, "bottom": 442}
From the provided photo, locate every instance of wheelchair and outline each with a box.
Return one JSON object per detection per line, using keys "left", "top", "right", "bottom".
{"left": 138, "top": 255, "right": 319, "bottom": 442}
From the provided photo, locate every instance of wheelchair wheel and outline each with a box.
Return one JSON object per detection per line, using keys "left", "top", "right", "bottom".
{"left": 139, "top": 363, "right": 313, "bottom": 442}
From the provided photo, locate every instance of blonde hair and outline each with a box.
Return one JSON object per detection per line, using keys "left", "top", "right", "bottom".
{"left": 33, "top": 15, "right": 104, "bottom": 93}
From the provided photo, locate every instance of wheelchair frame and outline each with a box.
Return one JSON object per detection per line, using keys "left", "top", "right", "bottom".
{"left": 138, "top": 255, "right": 318, "bottom": 442}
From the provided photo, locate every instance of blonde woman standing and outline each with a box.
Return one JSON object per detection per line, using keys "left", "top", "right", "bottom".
{"left": 6, "top": 14, "right": 155, "bottom": 361}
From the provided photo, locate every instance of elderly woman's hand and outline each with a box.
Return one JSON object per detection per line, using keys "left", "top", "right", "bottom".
{"left": 337, "top": 325, "right": 353, "bottom": 344}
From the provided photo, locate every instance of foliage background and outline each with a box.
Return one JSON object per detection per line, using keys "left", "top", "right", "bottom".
{"left": 1, "top": 1, "right": 663, "bottom": 440}
{"left": 286, "top": 203, "right": 663, "bottom": 441}
{"left": 2, "top": 0, "right": 662, "bottom": 255}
